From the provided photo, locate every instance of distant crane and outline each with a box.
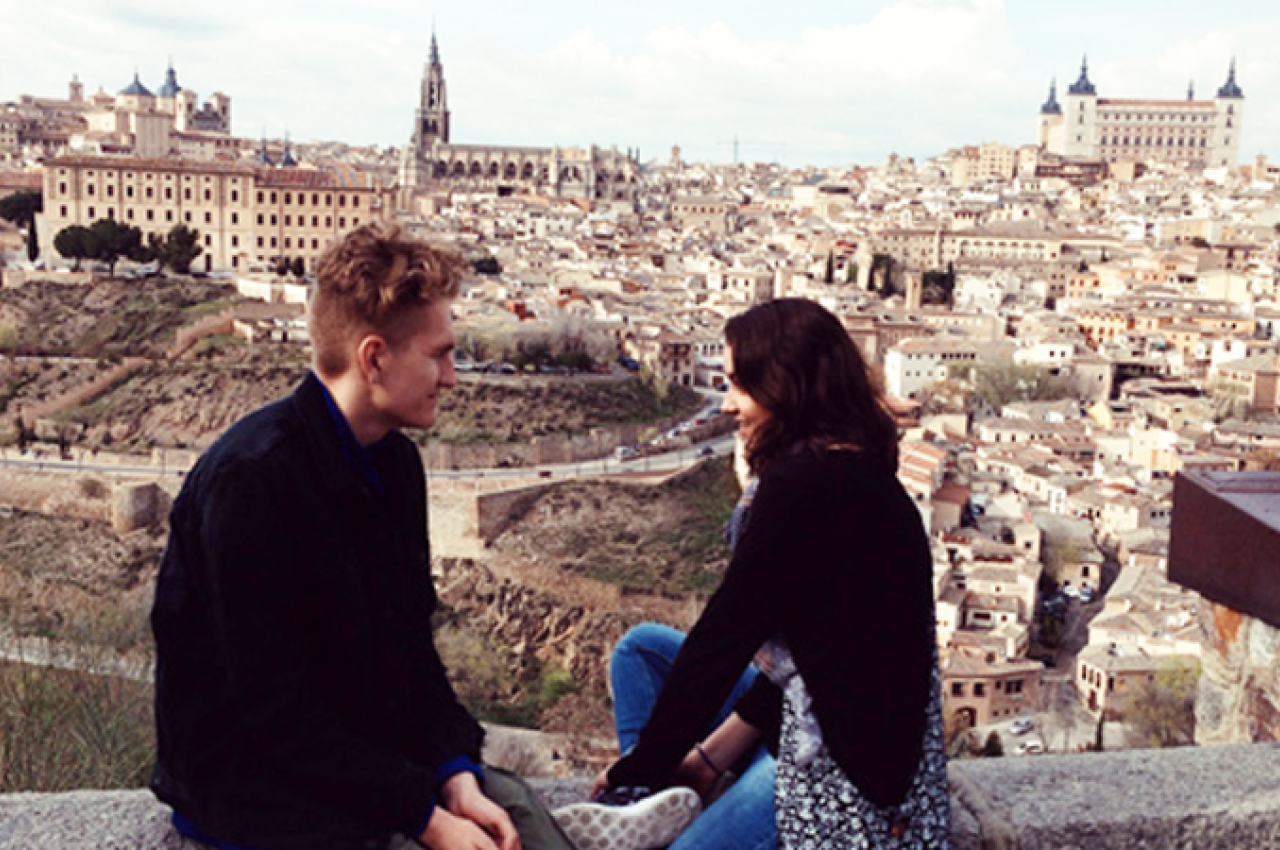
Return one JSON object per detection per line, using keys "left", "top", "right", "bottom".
{"left": 715, "top": 135, "right": 788, "bottom": 164}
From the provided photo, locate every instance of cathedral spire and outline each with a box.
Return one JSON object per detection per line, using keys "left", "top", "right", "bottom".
{"left": 1041, "top": 78, "right": 1062, "bottom": 114}
{"left": 1217, "top": 57, "right": 1243, "bottom": 99}
{"left": 1068, "top": 55, "right": 1096, "bottom": 96}
{"left": 430, "top": 26, "right": 440, "bottom": 66}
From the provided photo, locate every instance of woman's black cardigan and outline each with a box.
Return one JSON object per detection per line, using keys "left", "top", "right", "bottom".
{"left": 608, "top": 447, "right": 937, "bottom": 808}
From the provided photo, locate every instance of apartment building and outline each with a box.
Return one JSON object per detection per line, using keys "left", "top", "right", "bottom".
{"left": 39, "top": 155, "right": 388, "bottom": 273}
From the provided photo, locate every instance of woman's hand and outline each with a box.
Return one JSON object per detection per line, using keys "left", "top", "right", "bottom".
{"left": 590, "top": 765, "right": 613, "bottom": 798}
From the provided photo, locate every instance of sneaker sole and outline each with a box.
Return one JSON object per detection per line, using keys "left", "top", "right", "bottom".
{"left": 552, "top": 787, "right": 702, "bottom": 850}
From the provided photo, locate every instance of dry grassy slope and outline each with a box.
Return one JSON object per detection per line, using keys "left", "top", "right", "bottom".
{"left": 0, "top": 277, "right": 238, "bottom": 357}
{"left": 0, "top": 508, "right": 159, "bottom": 652}
{"left": 489, "top": 458, "right": 739, "bottom": 594}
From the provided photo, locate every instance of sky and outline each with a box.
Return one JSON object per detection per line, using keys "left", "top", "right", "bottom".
{"left": 5, "top": 0, "right": 1280, "bottom": 168}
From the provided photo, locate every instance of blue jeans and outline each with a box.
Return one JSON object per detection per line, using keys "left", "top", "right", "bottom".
{"left": 611, "top": 623, "right": 777, "bottom": 850}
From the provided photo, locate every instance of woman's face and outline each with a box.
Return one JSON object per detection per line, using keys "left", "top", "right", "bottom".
{"left": 722, "top": 344, "right": 772, "bottom": 447}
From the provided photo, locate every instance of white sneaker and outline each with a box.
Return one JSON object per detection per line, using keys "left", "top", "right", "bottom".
{"left": 552, "top": 787, "right": 702, "bottom": 850}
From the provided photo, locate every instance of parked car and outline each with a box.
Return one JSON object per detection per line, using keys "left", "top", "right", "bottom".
{"left": 1061, "top": 584, "right": 1080, "bottom": 600}
{"left": 1079, "top": 586, "right": 1096, "bottom": 604}
{"left": 1015, "top": 738, "right": 1045, "bottom": 755}
{"left": 699, "top": 446, "right": 714, "bottom": 458}
{"left": 1010, "top": 717, "right": 1036, "bottom": 735}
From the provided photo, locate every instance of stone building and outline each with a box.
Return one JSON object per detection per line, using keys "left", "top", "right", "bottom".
{"left": 1038, "top": 58, "right": 1243, "bottom": 168}
{"left": 3, "top": 66, "right": 231, "bottom": 161}
{"left": 39, "top": 154, "right": 389, "bottom": 273}
{"left": 398, "top": 33, "right": 641, "bottom": 204}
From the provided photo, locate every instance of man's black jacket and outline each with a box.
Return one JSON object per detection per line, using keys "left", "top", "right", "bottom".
{"left": 151, "top": 374, "right": 483, "bottom": 850}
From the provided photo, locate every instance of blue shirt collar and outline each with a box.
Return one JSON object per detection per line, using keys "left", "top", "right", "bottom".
{"left": 313, "top": 371, "right": 388, "bottom": 495}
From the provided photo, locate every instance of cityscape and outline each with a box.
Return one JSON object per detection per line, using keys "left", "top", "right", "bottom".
{"left": 1, "top": 6, "right": 1280, "bottom": 846}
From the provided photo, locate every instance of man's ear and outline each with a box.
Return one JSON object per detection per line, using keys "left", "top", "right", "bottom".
{"left": 355, "top": 334, "right": 387, "bottom": 385}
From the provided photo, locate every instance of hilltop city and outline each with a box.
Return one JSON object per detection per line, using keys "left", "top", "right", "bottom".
{"left": 2, "top": 37, "right": 1278, "bottom": 759}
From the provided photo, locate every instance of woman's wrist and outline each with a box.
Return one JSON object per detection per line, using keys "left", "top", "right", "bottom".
{"left": 694, "top": 742, "right": 725, "bottom": 778}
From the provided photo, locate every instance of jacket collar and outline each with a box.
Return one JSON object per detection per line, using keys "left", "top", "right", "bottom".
{"left": 292, "top": 372, "right": 366, "bottom": 493}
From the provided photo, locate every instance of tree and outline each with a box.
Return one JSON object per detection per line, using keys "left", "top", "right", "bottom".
{"left": 1121, "top": 663, "right": 1199, "bottom": 749}
{"left": 275, "top": 257, "right": 291, "bottom": 277}
{"left": 290, "top": 256, "right": 306, "bottom": 279}
{"left": 53, "top": 225, "right": 94, "bottom": 271}
{"left": 473, "top": 255, "right": 502, "bottom": 275}
{"left": 86, "top": 219, "right": 144, "bottom": 276}
{"left": 823, "top": 251, "right": 834, "bottom": 284}
{"left": 981, "top": 730, "right": 1004, "bottom": 757}
{"left": 147, "top": 224, "right": 203, "bottom": 274}
{"left": 0, "top": 191, "right": 43, "bottom": 263}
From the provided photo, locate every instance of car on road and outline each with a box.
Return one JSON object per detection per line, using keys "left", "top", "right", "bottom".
{"left": 699, "top": 446, "right": 714, "bottom": 457}
{"left": 1015, "top": 738, "right": 1045, "bottom": 755}
{"left": 1010, "top": 717, "right": 1036, "bottom": 735}
{"left": 1061, "top": 584, "right": 1080, "bottom": 600}
{"left": 1079, "top": 586, "right": 1096, "bottom": 604}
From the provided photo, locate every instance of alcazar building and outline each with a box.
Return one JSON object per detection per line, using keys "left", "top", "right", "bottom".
{"left": 1038, "top": 58, "right": 1243, "bottom": 169}
{"left": 398, "top": 34, "right": 641, "bottom": 203}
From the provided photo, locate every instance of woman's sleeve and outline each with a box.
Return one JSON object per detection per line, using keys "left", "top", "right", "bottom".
{"left": 608, "top": 463, "right": 831, "bottom": 787}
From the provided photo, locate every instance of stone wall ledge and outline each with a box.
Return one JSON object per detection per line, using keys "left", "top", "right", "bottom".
{"left": 4, "top": 744, "right": 1280, "bottom": 849}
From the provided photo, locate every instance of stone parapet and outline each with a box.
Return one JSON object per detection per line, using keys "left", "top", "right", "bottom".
{"left": 5, "top": 746, "right": 1280, "bottom": 849}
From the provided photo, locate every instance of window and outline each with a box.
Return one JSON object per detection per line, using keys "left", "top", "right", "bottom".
{"left": 87, "top": 206, "right": 95, "bottom": 218}
{"left": 339, "top": 195, "right": 346, "bottom": 207}
{"left": 257, "top": 214, "right": 264, "bottom": 225}
{"left": 311, "top": 216, "right": 318, "bottom": 227}
{"left": 257, "top": 191, "right": 264, "bottom": 204}
{"left": 1007, "top": 679, "right": 1023, "bottom": 694}
{"left": 270, "top": 215, "right": 277, "bottom": 226}
{"left": 352, "top": 197, "right": 360, "bottom": 208}
{"left": 146, "top": 187, "right": 154, "bottom": 199}
{"left": 106, "top": 185, "right": 115, "bottom": 198}
{"left": 87, "top": 185, "right": 95, "bottom": 197}
{"left": 270, "top": 192, "right": 277, "bottom": 204}
{"left": 204, "top": 234, "right": 211, "bottom": 246}
{"left": 205, "top": 212, "right": 212, "bottom": 224}
{"left": 184, "top": 211, "right": 192, "bottom": 223}
{"left": 231, "top": 212, "right": 238, "bottom": 225}
{"left": 126, "top": 209, "right": 133, "bottom": 220}
{"left": 231, "top": 190, "right": 239, "bottom": 203}
{"left": 285, "top": 193, "right": 292, "bottom": 205}
{"left": 270, "top": 236, "right": 277, "bottom": 248}
{"left": 165, "top": 187, "right": 173, "bottom": 200}
{"left": 126, "top": 186, "right": 134, "bottom": 199}
{"left": 951, "top": 683, "right": 965, "bottom": 697}
{"left": 339, "top": 217, "right": 346, "bottom": 228}
{"left": 974, "top": 683, "right": 986, "bottom": 697}
{"left": 257, "top": 236, "right": 264, "bottom": 248}
{"left": 231, "top": 235, "right": 239, "bottom": 248}
{"left": 147, "top": 210, "right": 155, "bottom": 222}
{"left": 284, "top": 237, "right": 291, "bottom": 249}
{"left": 60, "top": 205, "right": 67, "bottom": 217}
{"left": 184, "top": 188, "right": 192, "bottom": 201}
{"left": 58, "top": 182, "right": 67, "bottom": 195}
{"left": 204, "top": 189, "right": 212, "bottom": 202}
{"left": 284, "top": 215, "right": 291, "bottom": 227}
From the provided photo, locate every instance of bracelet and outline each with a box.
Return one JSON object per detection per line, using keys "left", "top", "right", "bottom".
{"left": 694, "top": 743, "right": 724, "bottom": 777}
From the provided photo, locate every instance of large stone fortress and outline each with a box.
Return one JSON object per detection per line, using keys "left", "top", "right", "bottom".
{"left": 1038, "top": 58, "right": 1243, "bottom": 168}
{"left": 398, "top": 33, "right": 641, "bottom": 203}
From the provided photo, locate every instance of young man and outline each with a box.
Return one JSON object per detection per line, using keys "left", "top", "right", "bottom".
{"left": 150, "top": 222, "right": 572, "bottom": 850}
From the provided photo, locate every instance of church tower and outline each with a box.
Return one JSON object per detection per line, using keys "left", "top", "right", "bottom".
{"left": 414, "top": 31, "right": 450, "bottom": 147}
{"left": 400, "top": 30, "right": 451, "bottom": 197}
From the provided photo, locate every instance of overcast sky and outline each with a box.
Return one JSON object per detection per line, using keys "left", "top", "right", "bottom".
{"left": 6, "top": 0, "right": 1279, "bottom": 167}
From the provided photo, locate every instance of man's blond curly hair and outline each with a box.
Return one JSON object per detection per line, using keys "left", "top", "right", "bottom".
{"left": 309, "top": 221, "right": 468, "bottom": 377}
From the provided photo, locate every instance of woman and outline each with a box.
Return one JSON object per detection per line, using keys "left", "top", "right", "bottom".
{"left": 597, "top": 299, "right": 950, "bottom": 849}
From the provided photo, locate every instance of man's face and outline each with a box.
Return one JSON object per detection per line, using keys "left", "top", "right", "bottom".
{"left": 371, "top": 300, "right": 456, "bottom": 432}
